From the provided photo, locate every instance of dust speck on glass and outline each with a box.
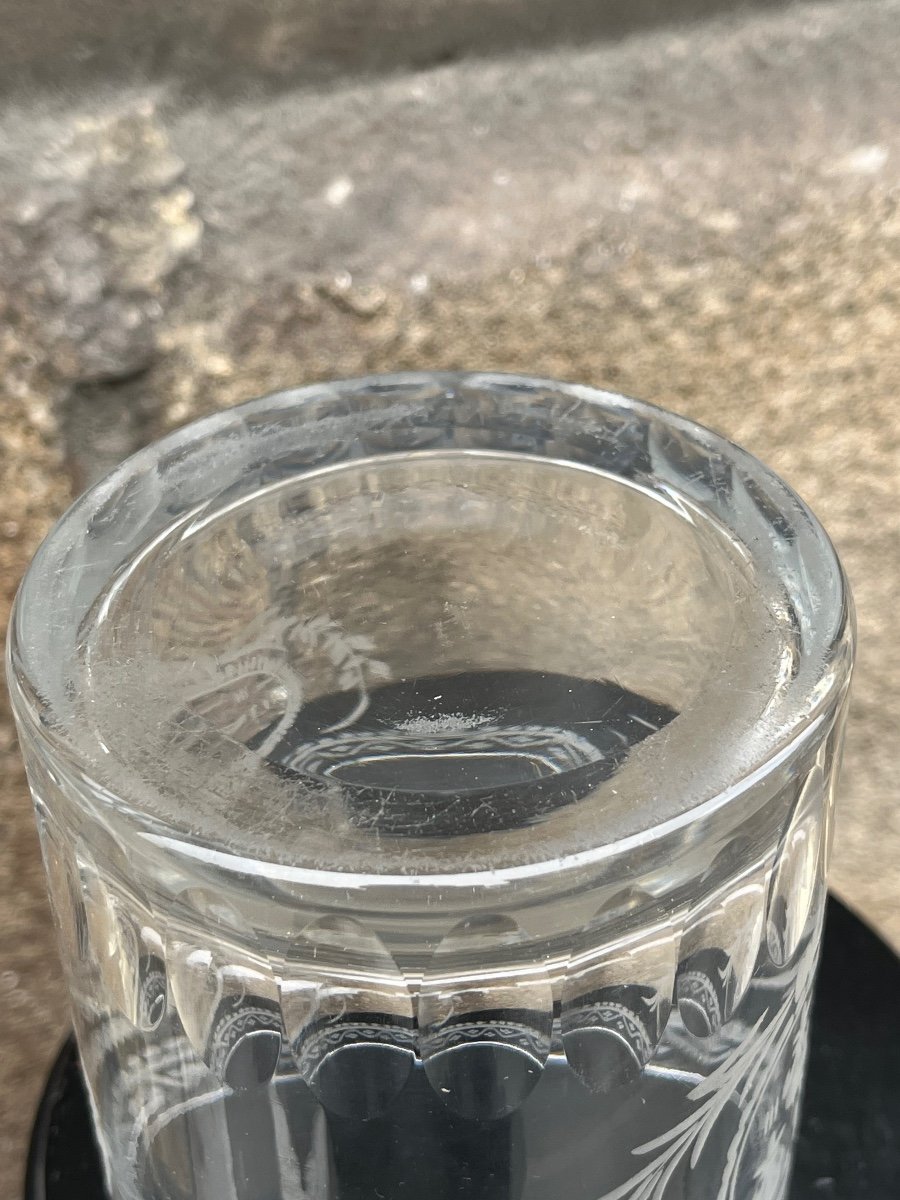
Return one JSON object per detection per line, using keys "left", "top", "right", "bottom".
{"left": 7, "top": 373, "right": 853, "bottom": 1200}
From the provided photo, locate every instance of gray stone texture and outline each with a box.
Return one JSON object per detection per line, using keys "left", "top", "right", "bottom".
{"left": 2, "top": 0, "right": 900, "bottom": 1190}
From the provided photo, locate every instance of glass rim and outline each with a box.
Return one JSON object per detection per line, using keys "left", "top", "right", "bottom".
{"left": 7, "top": 371, "right": 855, "bottom": 887}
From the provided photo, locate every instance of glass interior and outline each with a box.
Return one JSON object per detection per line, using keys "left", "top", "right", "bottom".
{"left": 76, "top": 449, "right": 789, "bottom": 864}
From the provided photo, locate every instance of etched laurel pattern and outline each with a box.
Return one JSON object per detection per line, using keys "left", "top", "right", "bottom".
{"left": 283, "top": 613, "right": 391, "bottom": 732}
{"left": 183, "top": 645, "right": 304, "bottom": 750}
{"left": 181, "top": 612, "right": 390, "bottom": 755}
{"left": 137, "top": 956, "right": 167, "bottom": 1032}
{"left": 207, "top": 998, "right": 282, "bottom": 1068}
{"left": 285, "top": 722, "right": 604, "bottom": 776}
{"left": 420, "top": 1017, "right": 550, "bottom": 1057}
{"left": 563, "top": 997, "right": 655, "bottom": 1064}
{"left": 147, "top": 522, "right": 272, "bottom": 655}
{"left": 748, "top": 959, "right": 815, "bottom": 1200}
{"left": 596, "top": 929, "right": 819, "bottom": 1200}
{"left": 295, "top": 1018, "right": 417, "bottom": 1077}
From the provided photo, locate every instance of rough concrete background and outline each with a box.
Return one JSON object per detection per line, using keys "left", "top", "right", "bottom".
{"left": 2, "top": 0, "right": 900, "bottom": 1191}
{"left": 0, "top": 0, "right": 804, "bottom": 91}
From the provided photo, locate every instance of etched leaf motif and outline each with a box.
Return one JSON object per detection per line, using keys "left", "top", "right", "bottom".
{"left": 596, "top": 927, "right": 819, "bottom": 1200}
{"left": 281, "top": 613, "right": 393, "bottom": 733}
{"left": 752, "top": 1136, "right": 794, "bottom": 1200}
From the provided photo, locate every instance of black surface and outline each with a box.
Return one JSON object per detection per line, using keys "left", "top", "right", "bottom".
{"left": 268, "top": 670, "right": 677, "bottom": 837}
{"left": 792, "top": 898, "right": 900, "bottom": 1196}
{"left": 26, "top": 897, "right": 900, "bottom": 1199}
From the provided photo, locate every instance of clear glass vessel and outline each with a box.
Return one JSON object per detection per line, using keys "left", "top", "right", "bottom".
{"left": 7, "top": 373, "right": 853, "bottom": 1200}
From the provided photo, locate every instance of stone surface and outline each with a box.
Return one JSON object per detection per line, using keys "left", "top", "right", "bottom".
{"left": 0, "top": 0, "right": 798, "bottom": 91}
{"left": 0, "top": 102, "right": 202, "bottom": 488}
{"left": 2, "top": 0, "right": 900, "bottom": 1193}
{"left": 0, "top": 372, "right": 71, "bottom": 1196}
